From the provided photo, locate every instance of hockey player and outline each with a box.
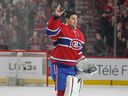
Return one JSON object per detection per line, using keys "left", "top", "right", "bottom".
{"left": 46, "top": 4, "right": 97, "bottom": 96}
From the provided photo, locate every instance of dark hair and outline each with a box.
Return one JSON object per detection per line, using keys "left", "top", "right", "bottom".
{"left": 65, "top": 9, "right": 76, "bottom": 18}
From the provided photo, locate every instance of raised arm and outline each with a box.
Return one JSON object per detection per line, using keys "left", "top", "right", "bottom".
{"left": 46, "top": 5, "right": 65, "bottom": 40}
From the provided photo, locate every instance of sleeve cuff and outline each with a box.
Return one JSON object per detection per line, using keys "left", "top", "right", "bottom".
{"left": 53, "top": 15, "right": 61, "bottom": 20}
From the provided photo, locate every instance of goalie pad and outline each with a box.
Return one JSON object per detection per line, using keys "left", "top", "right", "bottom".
{"left": 64, "top": 75, "right": 82, "bottom": 96}
{"left": 76, "top": 58, "right": 97, "bottom": 78}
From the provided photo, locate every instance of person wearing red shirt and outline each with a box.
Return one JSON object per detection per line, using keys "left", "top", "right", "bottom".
{"left": 46, "top": 5, "right": 85, "bottom": 96}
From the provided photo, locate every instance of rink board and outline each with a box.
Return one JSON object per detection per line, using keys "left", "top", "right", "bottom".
{"left": 47, "top": 58, "right": 128, "bottom": 86}
{"left": 48, "top": 79, "right": 128, "bottom": 86}
{"left": 0, "top": 78, "right": 45, "bottom": 85}
{"left": 1, "top": 78, "right": 127, "bottom": 86}
{"left": 0, "top": 51, "right": 48, "bottom": 86}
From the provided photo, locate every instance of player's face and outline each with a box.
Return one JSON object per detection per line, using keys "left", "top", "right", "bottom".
{"left": 67, "top": 15, "right": 78, "bottom": 28}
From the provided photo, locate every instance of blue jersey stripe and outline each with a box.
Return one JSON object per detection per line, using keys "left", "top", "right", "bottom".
{"left": 46, "top": 27, "right": 61, "bottom": 36}
{"left": 53, "top": 38, "right": 84, "bottom": 50}
{"left": 53, "top": 38, "right": 71, "bottom": 46}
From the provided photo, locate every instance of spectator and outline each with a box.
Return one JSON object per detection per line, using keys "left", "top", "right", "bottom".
{"left": 10, "top": 30, "right": 19, "bottom": 49}
{"left": 0, "top": 36, "right": 8, "bottom": 50}
{"left": 94, "top": 32, "right": 107, "bottom": 56}
{"left": 124, "top": 22, "right": 128, "bottom": 39}
{"left": 34, "top": 6, "right": 46, "bottom": 32}
{"left": 100, "top": 11, "right": 114, "bottom": 55}
{"left": 121, "top": 9, "right": 128, "bottom": 32}
{"left": 120, "top": 0, "right": 128, "bottom": 12}
{"left": 116, "top": 31, "right": 127, "bottom": 57}
{"left": 28, "top": 31, "right": 42, "bottom": 50}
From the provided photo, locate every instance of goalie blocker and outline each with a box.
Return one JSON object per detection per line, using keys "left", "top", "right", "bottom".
{"left": 76, "top": 58, "right": 97, "bottom": 79}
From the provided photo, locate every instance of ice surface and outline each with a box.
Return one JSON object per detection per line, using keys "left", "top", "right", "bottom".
{"left": 0, "top": 85, "right": 128, "bottom": 96}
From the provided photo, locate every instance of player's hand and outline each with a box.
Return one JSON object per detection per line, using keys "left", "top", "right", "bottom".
{"left": 55, "top": 4, "right": 65, "bottom": 17}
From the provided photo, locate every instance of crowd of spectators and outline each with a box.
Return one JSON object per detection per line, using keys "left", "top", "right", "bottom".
{"left": 0, "top": 0, "right": 76, "bottom": 51}
{"left": 0, "top": 0, "right": 127, "bottom": 57}
{"left": 95, "top": 0, "right": 128, "bottom": 57}
{"left": 0, "top": 0, "right": 27, "bottom": 50}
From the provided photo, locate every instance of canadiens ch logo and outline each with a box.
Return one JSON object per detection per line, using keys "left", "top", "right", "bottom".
{"left": 70, "top": 39, "right": 83, "bottom": 50}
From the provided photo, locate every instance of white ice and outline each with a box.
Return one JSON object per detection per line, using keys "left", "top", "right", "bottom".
{"left": 0, "top": 85, "right": 128, "bottom": 96}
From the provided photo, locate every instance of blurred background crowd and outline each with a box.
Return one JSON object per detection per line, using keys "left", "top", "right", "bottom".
{"left": 0, "top": 0, "right": 127, "bottom": 57}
